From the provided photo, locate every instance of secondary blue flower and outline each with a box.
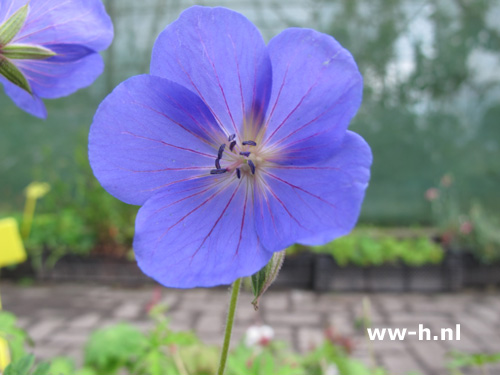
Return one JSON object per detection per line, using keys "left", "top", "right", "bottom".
{"left": 89, "top": 6, "right": 372, "bottom": 288}
{"left": 0, "top": 0, "right": 113, "bottom": 118}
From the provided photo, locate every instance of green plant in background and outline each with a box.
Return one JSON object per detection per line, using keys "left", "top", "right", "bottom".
{"left": 447, "top": 351, "right": 500, "bottom": 375}
{"left": 468, "top": 204, "right": 500, "bottom": 264}
{"left": 426, "top": 175, "right": 500, "bottom": 264}
{"left": 3, "top": 355, "right": 50, "bottom": 375}
{"left": 0, "top": 312, "right": 29, "bottom": 363}
{"left": 311, "top": 233, "right": 443, "bottom": 267}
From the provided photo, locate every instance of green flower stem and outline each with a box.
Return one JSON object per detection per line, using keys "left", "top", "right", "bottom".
{"left": 217, "top": 277, "right": 242, "bottom": 375}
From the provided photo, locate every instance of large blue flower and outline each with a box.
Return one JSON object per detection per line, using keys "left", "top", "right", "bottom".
{"left": 0, "top": 0, "right": 113, "bottom": 118}
{"left": 89, "top": 6, "right": 372, "bottom": 288}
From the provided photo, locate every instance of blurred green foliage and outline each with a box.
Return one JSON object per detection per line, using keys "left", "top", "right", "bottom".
{"left": 309, "top": 233, "right": 444, "bottom": 267}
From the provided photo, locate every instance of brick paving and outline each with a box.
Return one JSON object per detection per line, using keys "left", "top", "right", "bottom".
{"left": 1, "top": 282, "right": 499, "bottom": 375}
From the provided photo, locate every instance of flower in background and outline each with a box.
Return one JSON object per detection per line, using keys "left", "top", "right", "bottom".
{"left": 325, "top": 364, "right": 340, "bottom": 375}
{"left": 89, "top": 6, "right": 372, "bottom": 288}
{"left": 0, "top": 0, "right": 113, "bottom": 118}
{"left": 440, "top": 174, "right": 453, "bottom": 187}
{"left": 425, "top": 187, "right": 439, "bottom": 201}
{"left": 245, "top": 325, "right": 274, "bottom": 348}
{"left": 459, "top": 220, "right": 473, "bottom": 235}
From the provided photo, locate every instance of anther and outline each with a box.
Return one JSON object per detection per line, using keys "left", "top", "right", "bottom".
{"left": 248, "top": 160, "right": 256, "bottom": 175}
{"left": 215, "top": 158, "right": 221, "bottom": 169}
{"left": 210, "top": 168, "right": 227, "bottom": 175}
{"left": 229, "top": 140, "right": 236, "bottom": 152}
{"left": 236, "top": 168, "right": 241, "bottom": 179}
{"left": 242, "top": 140, "right": 257, "bottom": 146}
{"left": 239, "top": 152, "right": 250, "bottom": 157}
{"left": 228, "top": 134, "right": 236, "bottom": 142}
{"left": 217, "top": 144, "right": 226, "bottom": 159}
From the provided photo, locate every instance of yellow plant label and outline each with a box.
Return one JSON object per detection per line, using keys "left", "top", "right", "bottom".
{"left": 0, "top": 217, "right": 27, "bottom": 268}
{"left": 0, "top": 337, "right": 10, "bottom": 371}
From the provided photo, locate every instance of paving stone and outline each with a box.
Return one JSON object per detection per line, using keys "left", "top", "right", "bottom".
{"left": 410, "top": 341, "right": 448, "bottom": 373}
{"left": 113, "top": 301, "right": 143, "bottom": 319}
{"left": 196, "top": 313, "right": 224, "bottom": 334}
{"left": 266, "top": 311, "right": 321, "bottom": 327}
{"left": 32, "top": 345, "right": 64, "bottom": 361}
{"left": 297, "top": 327, "right": 324, "bottom": 353}
{"left": 29, "top": 319, "right": 63, "bottom": 341}
{"left": 70, "top": 313, "right": 101, "bottom": 329}
{"left": 49, "top": 329, "right": 89, "bottom": 346}
{"left": 382, "top": 352, "right": 426, "bottom": 375}
{"left": 327, "top": 313, "right": 356, "bottom": 335}
{"left": 290, "top": 290, "right": 317, "bottom": 311}
{"left": 259, "top": 291, "right": 289, "bottom": 311}
{"left": 2, "top": 282, "right": 499, "bottom": 375}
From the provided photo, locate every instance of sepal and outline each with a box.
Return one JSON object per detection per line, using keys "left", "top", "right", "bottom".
{"left": 251, "top": 250, "right": 285, "bottom": 310}
{"left": 0, "top": 57, "right": 31, "bottom": 93}
{"left": 2, "top": 44, "right": 56, "bottom": 60}
{"left": 0, "top": 5, "right": 28, "bottom": 46}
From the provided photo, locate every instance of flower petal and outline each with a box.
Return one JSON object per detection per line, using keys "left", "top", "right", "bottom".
{"left": 89, "top": 74, "right": 226, "bottom": 206}
{"left": 263, "top": 28, "right": 362, "bottom": 164}
{"left": 0, "top": 75, "right": 46, "bottom": 118}
{"left": 134, "top": 177, "right": 272, "bottom": 288}
{"left": 150, "top": 6, "right": 272, "bottom": 137}
{"left": 2, "top": 0, "right": 113, "bottom": 52}
{"left": 14, "top": 46, "right": 103, "bottom": 98}
{"left": 254, "top": 131, "right": 372, "bottom": 251}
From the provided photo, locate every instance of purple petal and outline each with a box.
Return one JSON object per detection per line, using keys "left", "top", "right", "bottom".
{"left": 0, "top": 76, "right": 47, "bottom": 118}
{"left": 134, "top": 177, "right": 273, "bottom": 288}
{"left": 89, "top": 74, "right": 226, "bottom": 206}
{"left": 262, "top": 28, "right": 362, "bottom": 164}
{"left": 2, "top": 0, "right": 113, "bottom": 52}
{"left": 254, "top": 131, "right": 372, "bottom": 251}
{"left": 14, "top": 48, "right": 104, "bottom": 98}
{"left": 150, "top": 6, "right": 272, "bottom": 138}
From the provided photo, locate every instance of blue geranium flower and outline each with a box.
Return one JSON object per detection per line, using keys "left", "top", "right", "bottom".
{"left": 89, "top": 6, "right": 372, "bottom": 288}
{"left": 0, "top": 0, "right": 113, "bottom": 118}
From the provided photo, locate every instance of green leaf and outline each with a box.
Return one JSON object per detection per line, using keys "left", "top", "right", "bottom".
{"left": 2, "top": 44, "right": 56, "bottom": 60}
{"left": 0, "top": 4, "right": 28, "bottom": 45}
{"left": 5, "top": 354, "right": 35, "bottom": 375}
{"left": 32, "top": 362, "right": 50, "bottom": 375}
{"left": 0, "top": 57, "right": 31, "bottom": 93}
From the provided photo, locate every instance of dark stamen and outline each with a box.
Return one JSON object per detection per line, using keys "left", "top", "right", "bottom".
{"left": 228, "top": 134, "right": 236, "bottom": 142}
{"left": 248, "top": 160, "right": 256, "bottom": 175}
{"left": 239, "top": 152, "right": 250, "bottom": 157}
{"left": 229, "top": 140, "right": 237, "bottom": 152}
{"left": 215, "top": 158, "right": 221, "bottom": 169}
{"left": 210, "top": 168, "right": 227, "bottom": 175}
{"left": 242, "top": 140, "right": 257, "bottom": 146}
{"left": 236, "top": 168, "right": 241, "bottom": 179}
{"left": 217, "top": 144, "right": 226, "bottom": 159}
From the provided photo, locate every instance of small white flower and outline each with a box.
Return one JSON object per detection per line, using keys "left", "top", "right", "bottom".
{"left": 326, "top": 364, "right": 339, "bottom": 375}
{"left": 245, "top": 325, "right": 274, "bottom": 347}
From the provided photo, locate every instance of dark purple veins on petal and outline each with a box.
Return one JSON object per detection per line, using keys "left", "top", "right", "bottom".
{"left": 239, "top": 152, "right": 250, "bottom": 157}
{"left": 248, "top": 160, "right": 256, "bottom": 174}
{"left": 210, "top": 168, "right": 227, "bottom": 175}
{"left": 242, "top": 141, "right": 257, "bottom": 146}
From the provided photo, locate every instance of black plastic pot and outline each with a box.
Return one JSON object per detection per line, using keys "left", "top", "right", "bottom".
{"left": 313, "top": 251, "right": 465, "bottom": 292}
{"left": 462, "top": 252, "right": 500, "bottom": 287}
{"left": 275, "top": 252, "right": 315, "bottom": 289}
